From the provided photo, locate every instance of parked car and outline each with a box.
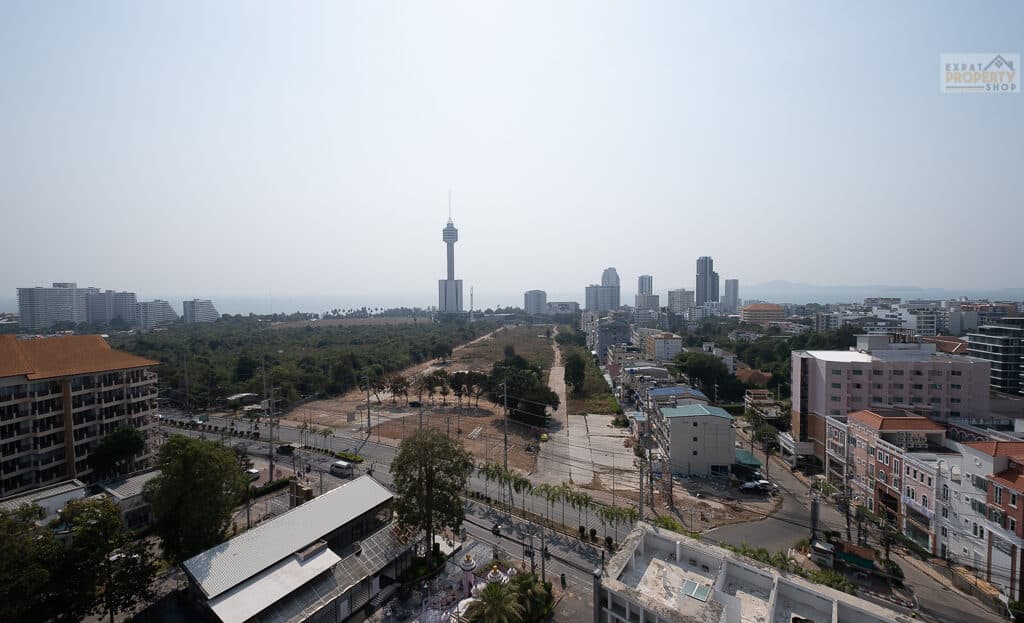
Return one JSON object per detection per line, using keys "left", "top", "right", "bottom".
{"left": 245, "top": 468, "right": 260, "bottom": 481}
{"left": 739, "top": 479, "right": 774, "bottom": 492}
{"left": 330, "top": 460, "right": 354, "bottom": 478}
{"left": 409, "top": 401, "right": 422, "bottom": 408}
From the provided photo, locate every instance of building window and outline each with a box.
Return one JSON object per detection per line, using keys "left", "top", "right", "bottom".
{"left": 996, "top": 487, "right": 1003, "bottom": 504}
{"left": 1012, "top": 518, "right": 1018, "bottom": 533}
{"left": 693, "top": 422, "right": 698, "bottom": 427}
{"left": 831, "top": 396, "right": 841, "bottom": 402}
{"left": 692, "top": 450, "right": 698, "bottom": 456}
{"left": 831, "top": 383, "right": 842, "bottom": 389}
{"left": 893, "top": 383, "right": 904, "bottom": 390}
{"left": 943, "top": 484, "right": 949, "bottom": 500}
{"left": 906, "top": 465, "right": 911, "bottom": 476}
{"left": 852, "top": 369, "right": 863, "bottom": 376}
{"left": 693, "top": 436, "right": 698, "bottom": 442}
{"left": 873, "top": 370, "right": 883, "bottom": 376}
{"left": 913, "top": 469, "right": 918, "bottom": 479}
{"left": 951, "top": 370, "right": 962, "bottom": 377}
{"left": 1011, "top": 494, "right": 1017, "bottom": 508}
{"left": 893, "top": 370, "right": 905, "bottom": 376}
{"left": 878, "top": 470, "right": 886, "bottom": 482}
{"left": 951, "top": 384, "right": 962, "bottom": 390}
{"left": 942, "top": 507, "right": 949, "bottom": 518}
{"left": 951, "top": 398, "right": 961, "bottom": 404}
{"left": 906, "top": 486, "right": 912, "bottom": 498}
{"left": 832, "top": 369, "right": 842, "bottom": 376}
{"left": 928, "top": 477, "right": 932, "bottom": 487}
{"left": 941, "top": 527, "right": 948, "bottom": 537}
{"left": 930, "top": 384, "right": 942, "bottom": 390}
{"left": 912, "top": 383, "right": 924, "bottom": 390}
{"left": 913, "top": 370, "right": 923, "bottom": 376}
{"left": 922, "top": 495, "right": 928, "bottom": 508}
{"left": 830, "top": 410, "right": 841, "bottom": 415}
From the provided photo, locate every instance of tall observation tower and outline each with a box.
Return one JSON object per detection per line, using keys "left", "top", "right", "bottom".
{"left": 438, "top": 217, "right": 464, "bottom": 313}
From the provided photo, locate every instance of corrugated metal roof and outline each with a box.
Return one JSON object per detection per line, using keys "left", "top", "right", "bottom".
{"left": 208, "top": 546, "right": 341, "bottom": 623}
{"left": 649, "top": 386, "right": 708, "bottom": 399}
{"left": 661, "top": 404, "right": 733, "bottom": 420}
{"left": 182, "top": 475, "right": 392, "bottom": 600}
{"left": 100, "top": 470, "right": 160, "bottom": 500}
{"left": 0, "top": 479, "right": 88, "bottom": 514}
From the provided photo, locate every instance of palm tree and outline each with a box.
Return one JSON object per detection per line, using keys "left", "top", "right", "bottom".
{"left": 572, "top": 491, "right": 592, "bottom": 529}
{"left": 557, "top": 483, "right": 572, "bottom": 528}
{"left": 321, "top": 427, "right": 333, "bottom": 452}
{"left": 512, "top": 474, "right": 532, "bottom": 515}
{"left": 464, "top": 581, "right": 524, "bottom": 623}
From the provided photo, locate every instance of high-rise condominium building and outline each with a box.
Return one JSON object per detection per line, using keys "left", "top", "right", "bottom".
{"left": 635, "top": 275, "right": 659, "bottom": 311}
{"left": 0, "top": 335, "right": 158, "bottom": 496}
{"left": 695, "top": 256, "right": 719, "bottom": 306}
{"left": 722, "top": 279, "right": 739, "bottom": 313}
{"left": 523, "top": 290, "right": 547, "bottom": 316}
{"left": 17, "top": 283, "right": 97, "bottom": 330}
{"left": 437, "top": 218, "right": 463, "bottom": 313}
{"left": 137, "top": 300, "right": 178, "bottom": 330}
{"left": 87, "top": 290, "right": 138, "bottom": 325}
{"left": 967, "top": 318, "right": 1024, "bottom": 395}
{"left": 637, "top": 275, "right": 653, "bottom": 296}
{"left": 667, "top": 288, "right": 695, "bottom": 315}
{"left": 183, "top": 299, "right": 220, "bottom": 324}
{"left": 585, "top": 267, "right": 622, "bottom": 312}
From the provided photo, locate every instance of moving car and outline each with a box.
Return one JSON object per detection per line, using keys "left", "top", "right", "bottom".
{"left": 739, "top": 479, "right": 774, "bottom": 492}
{"left": 329, "top": 460, "right": 354, "bottom": 478}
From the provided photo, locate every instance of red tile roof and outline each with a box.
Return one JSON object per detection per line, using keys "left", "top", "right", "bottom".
{"left": 847, "top": 409, "right": 946, "bottom": 431}
{"left": 0, "top": 335, "right": 158, "bottom": 380}
{"left": 964, "top": 441, "right": 1024, "bottom": 458}
{"left": 990, "top": 469, "right": 1024, "bottom": 492}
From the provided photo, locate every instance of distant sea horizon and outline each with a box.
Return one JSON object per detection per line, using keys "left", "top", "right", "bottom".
{"left": 1, "top": 282, "right": 1021, "bottom": 316}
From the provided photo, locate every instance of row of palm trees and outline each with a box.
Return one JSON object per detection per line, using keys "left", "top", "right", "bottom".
{"left": 370, "top": 370, "right": 492, "bottom": 408}
{"left": 476, "top": 461, "right": 639, "bottom": 539}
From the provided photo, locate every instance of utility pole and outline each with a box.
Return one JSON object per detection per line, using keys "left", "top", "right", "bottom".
{"left": 503, "top": 380, "right": 509, "bottom": 508}
{"left": 263, "top": 359, "right": 274, "bottom": 482}
{"left": 810, "top": 496, "right": 820, "bottom": 543}
{"left": 540, "top": 525, "right": 547, "bottom": 582}
{"left": 638, "top": 451, "right": 645, "bottom": 523}
{"left": 365, "top": 375, "right": 371, "bottom": 436}
{"left": 844, "top": 486, "right": 852, "bottom": 542}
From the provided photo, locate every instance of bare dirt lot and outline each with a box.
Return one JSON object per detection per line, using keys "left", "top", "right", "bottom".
{"left": 282, "top": 324, "right": 557, "bottom": 473}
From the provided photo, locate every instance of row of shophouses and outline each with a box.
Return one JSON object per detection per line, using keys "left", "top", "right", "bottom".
{"left": 825, "top": 408, "right": 1024, "bottom": 601}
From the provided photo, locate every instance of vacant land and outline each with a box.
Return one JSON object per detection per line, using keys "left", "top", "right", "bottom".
{"left": 270, "top": 316, "right": 427, "bottom": 329}
{"left": 452, "top": 324, "right": 555, "bottom": 372}
{"left": 284, "top": 323, "right": 559, "bottom": 473}
{"left": 561, "top": 344, "right": 619, "bottom": 414}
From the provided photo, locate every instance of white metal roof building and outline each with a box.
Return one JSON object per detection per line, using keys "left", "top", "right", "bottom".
{"left": 182, "top": 476, "right": 413, "bottom": 623}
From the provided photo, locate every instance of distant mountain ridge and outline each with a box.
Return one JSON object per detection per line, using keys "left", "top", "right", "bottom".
{"left": 742, "top": 281, "right": 1024, "bottom": 305}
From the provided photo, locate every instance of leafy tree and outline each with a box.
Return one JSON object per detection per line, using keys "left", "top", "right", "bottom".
{"left": 509, "top": 572, "right": 551, "bottom": 622}
{"left": 465, "top": 580, "right": 524, "bottom": 623}
{"left": 90, "top": 427, "right": 146, "bottom": 479}
{"left": 0, "top": 506, "right": 65, "bottom": 623}
{"left": 488, "top": 355, "right": 559, "bottom": 426}
{"left": 672, "top": 352, "right": 729, "bottom": 393}
{"left": 390, "top": 429, "right": 473, "bottom": 550}
{"left": 563, "top": 351, "right": 586, "bottom": 395}
{"left": 144, "top": 436, "right": 250, "bottom": 563}
{"left": 62, "top": 497, "right": 158, "bottom": 623}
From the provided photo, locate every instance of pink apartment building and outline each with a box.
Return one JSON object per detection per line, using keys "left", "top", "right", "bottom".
{"left": 788, "top": 334, "right": 990, "bottom": 465}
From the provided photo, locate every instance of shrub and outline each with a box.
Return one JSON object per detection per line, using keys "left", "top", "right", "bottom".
{"left": 652, "top": 515, "right": 683, "bottom": 532}
{"left": 250, "top": 477, "right": 291, "bottom": 498}
{"left": 605, "top": 536, "right": 614, "bottom": 549}
{"left": 334, "top": 450, "right": 364, "bottom": 463}
{"left": 579, "top": 525, "right": 587, "bottom": 539}
{"left": 589, "top": 528, "right": 597, "bottom": 541}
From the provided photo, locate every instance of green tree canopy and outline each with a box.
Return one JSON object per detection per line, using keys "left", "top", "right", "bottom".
{"left": 62, "top": 497, "right": 158, "bottom": 622}
{"left": 488, "top": 355, "right": 559, "bottom": 426}
{"left": 390, "top": 429, "right": 473, "bottom": 549}
{"left": 90, "top": 427, "right": 146, "bottom": 479}
{"left": 563, "top": 351, "right": 587, "bottom": 395}
{"left": 0, "top": 506, "right": 65, "bottom": 623}
{"left": 144, "top": 436, "right": 250, "bottom": 563}
{"left": 465, "top": 580, "right": 525, "bottom": 623}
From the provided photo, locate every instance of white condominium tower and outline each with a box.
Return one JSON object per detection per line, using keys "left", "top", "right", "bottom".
{"left": 183, "top": 299, "right": 220, "bottom": 324}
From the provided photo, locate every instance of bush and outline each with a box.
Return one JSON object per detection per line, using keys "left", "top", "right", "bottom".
{"left": 653, "top": 515, "right": 683, "bottom": 532}
{"left": 249, "top": 477, "right": 291, "bottom": 499}
{"left": 605, "top": 536, "right": 614, "bottom": 549}
{"left": 334, "top": 450, "right": 364, "bottom": 463}
{"left": 881, "top": 559, "right": 904, "bottom": 587}
{"left": 579, "top": 525, "right": 587, "bottom": 539}
{"left": 589, "top": 528, "right": 597, "bottom": 541}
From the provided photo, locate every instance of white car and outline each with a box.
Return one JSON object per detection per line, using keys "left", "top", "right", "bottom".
{"left": 245, "top": 468, "right": 260, "bottom": 481}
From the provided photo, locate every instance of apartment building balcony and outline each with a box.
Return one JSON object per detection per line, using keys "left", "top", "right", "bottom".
{"left": 981, "top": 517, "right": 1024, "bottom": 549}
{"left": 902, "top": 495, "right": 935, "bottom": 521}
{"left": 0, "top": 391, "right": 30, "bottom": 406}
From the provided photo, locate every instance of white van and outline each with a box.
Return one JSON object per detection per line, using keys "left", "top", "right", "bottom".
{"left": 329, "top": 460, "right": 354, "bottom": 478}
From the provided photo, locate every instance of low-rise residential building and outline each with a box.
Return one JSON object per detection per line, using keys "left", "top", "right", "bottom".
{"left": 545, "top": 301, "right": 580, "bottom": 315}
{"left": 182, "top": 476, "right": 415, "bottom": 623}
{"left": 740, "top": 303, "right": 785, "bottom": 326}
{"left": 652, "top": 404, "right": 734, "bottom": 475}
{"left": 0, "top": 478, "right": 88, "bottom": 524}
{"left": 98, "top": 469, "right": 161, "bottom": 530}
{"left": 644, "top": 386, "right": 709, "bottom": 412}
{"left": 0, "top": 335, "right": 159, "bottom": 497}
{"left": 744, "top": 389, "right": 784, "bottom": 421}
{"left": 596, "top": 523, "right": 902, "bottom": 623}
{"left": 586, "top": 312, "right": 631, "bottom": 362}
{"left": 644, "top": 332, "right": 682, "bottom": 362}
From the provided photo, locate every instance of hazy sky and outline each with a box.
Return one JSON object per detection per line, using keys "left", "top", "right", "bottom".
{"left": 2, "top": 1, "right": 1021, "bottom": 310}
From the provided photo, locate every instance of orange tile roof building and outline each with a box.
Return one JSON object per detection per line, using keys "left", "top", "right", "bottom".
{"left": 0, "top": 335, "right": 158, "bottom": 497}
{"left": 739, "top": 303, "right": 785, "bottom": 326}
